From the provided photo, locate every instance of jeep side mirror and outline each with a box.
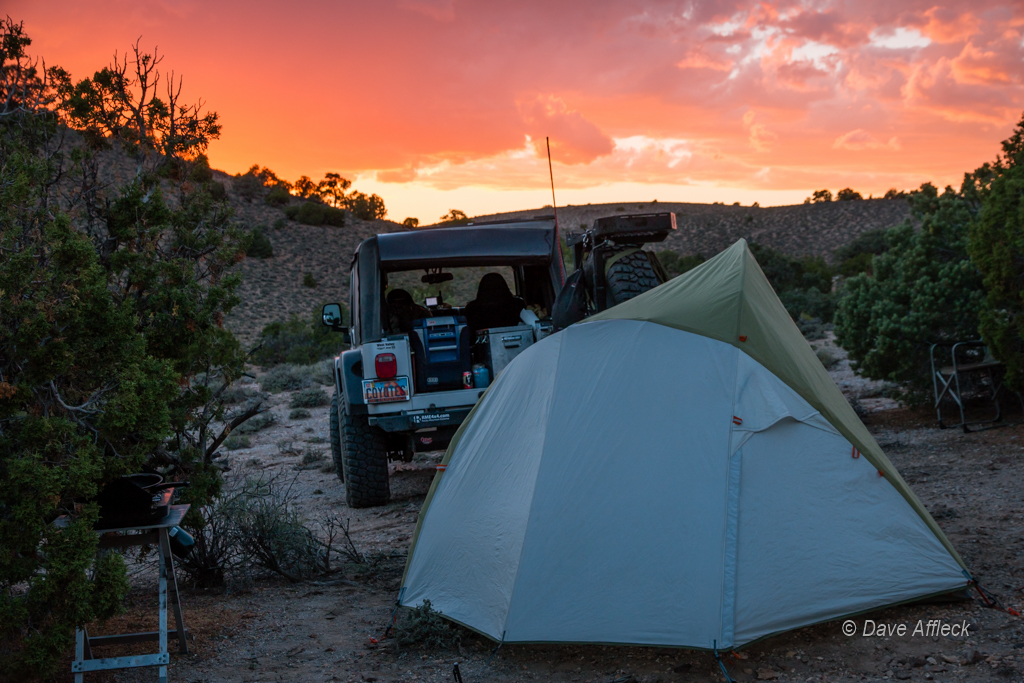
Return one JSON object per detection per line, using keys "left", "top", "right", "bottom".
{"left": 322, "top": 304, "right": 352, "bottom": 344}
{"left": 322, "top": 303, "right": 343, "bottom": 328}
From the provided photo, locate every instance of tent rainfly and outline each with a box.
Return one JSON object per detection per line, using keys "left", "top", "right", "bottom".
{"left": 399, "top": 239, "right": 970, "bottom": 649}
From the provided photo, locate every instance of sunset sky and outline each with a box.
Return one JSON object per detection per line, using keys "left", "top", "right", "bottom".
{"left": 11, "top": 1, "right": 1024, "bottom": 223}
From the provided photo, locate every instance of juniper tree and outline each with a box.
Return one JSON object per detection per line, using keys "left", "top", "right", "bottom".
{"left": 834, "top": 183, "right": 985, "bottom": 402}
{"left": 0, "top": 20, "right": 261, "bottom": 676}
{"left": 967, "top": 112, "right": 1024, "bottom": 391}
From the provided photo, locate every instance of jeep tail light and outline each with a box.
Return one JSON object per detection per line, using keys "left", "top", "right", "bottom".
{"left": 375, "top": 353, "right": 397, "bottom": 378}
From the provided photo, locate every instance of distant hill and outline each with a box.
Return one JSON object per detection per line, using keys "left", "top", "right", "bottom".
{"left": 472, "top": 199, "right": 912, "bottom": 262}
{"left": 222, "top": 186, "right": 911, "bottom": 348}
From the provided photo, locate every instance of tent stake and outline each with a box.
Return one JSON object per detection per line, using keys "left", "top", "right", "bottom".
{"left": 713, "top": 641, "right": 735, "bottom": 683}
{"left": 382, "top": 587, "right": 406, "bottom": 639}
{"left": 484, "top": 632, "right": 505, "bottom": 665}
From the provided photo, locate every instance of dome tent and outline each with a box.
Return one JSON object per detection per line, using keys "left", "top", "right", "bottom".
{"left": 398, "top": 239, "right": 969, "bottom": 649}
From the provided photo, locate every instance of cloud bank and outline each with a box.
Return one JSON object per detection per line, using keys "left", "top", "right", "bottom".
{"left": 15, "top": 0, "right": 1024, "bottom": 199}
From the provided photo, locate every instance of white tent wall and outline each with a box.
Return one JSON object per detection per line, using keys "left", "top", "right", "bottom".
{"left": 503, "top": 321, "right": 738, "bottom": 645}
{"left": 731, "top": 419, "right": 966, "bottom": 646}
{"left": 400, "top": 334, "right": 563, "bottom": 639}
{"left": 401, "top": 319, "right": 968, "bottom": 648}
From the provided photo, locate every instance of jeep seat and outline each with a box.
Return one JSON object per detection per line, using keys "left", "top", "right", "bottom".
{"left": 387, "top": 288, "right": 430, "bottom": 333}
{"left": 464, "top": 273, "right": 525, "bottom": 332}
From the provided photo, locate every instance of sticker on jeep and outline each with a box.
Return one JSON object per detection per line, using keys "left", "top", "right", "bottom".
{"left": 412, "top": 413, "right": 451, "bottom": 424}
{"left": 362, "top": 377, "right": 410, "bottom": 404}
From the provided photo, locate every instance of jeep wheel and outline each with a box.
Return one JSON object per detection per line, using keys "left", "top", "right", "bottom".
{"left": 340, "top": 409, "right": 391, "bottom": 508}
{"left": 329, "top": 392, "right": 343, "bottom": 483}
{"left": 605, "top": 250, "right": 661, "bottom": 305}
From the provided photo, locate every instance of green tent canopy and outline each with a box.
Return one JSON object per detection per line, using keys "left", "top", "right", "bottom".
{"left": 399, "top": 239, "right": 968, "bottom": 649}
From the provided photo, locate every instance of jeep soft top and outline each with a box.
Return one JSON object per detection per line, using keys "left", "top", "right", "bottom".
{"left": 347, "top": 218, "right": 564, "bottom": 348}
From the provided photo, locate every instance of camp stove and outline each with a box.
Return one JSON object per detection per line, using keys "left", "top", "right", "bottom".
{"left": 95, "top": 474, "right": 187, "bottom": 530}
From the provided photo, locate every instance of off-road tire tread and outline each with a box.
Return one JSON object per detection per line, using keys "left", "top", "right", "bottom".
{"left": 329, "top": 392, "right": 343, "bottom": 483}
{"left": 606, "top": 250, "right": 660, "bottom": 305}
{"left": 341, "top": 408, "right": 391, "bottom": 508}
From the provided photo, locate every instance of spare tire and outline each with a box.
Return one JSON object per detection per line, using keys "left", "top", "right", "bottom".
{"left": 602, "top": 249, "right": 663, "bottom": 307}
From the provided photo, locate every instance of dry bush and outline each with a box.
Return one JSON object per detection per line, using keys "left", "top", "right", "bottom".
{"left": 295, "top": 449, "right": 325, "bottom": 470}
{"left": 223, "top": 434, "right": 251, "bottom": 450}
{"left": 260, "top": 361, "right": 333, "bottom": 393}
{"left": 816, "top": 346, "right": 841, "bottom": 369}
{"left": 234, "top": 412, "right": 276, "bottom": 434}
{"left": 179, "top": 474, "right": 361, "bottom": 588}
{"left": 221, "top": 385, "right": 266, "bottom": 405}
{"left": 394, "top": 600, "right": 463, "bottom": 651}
{"left": 289, "top": 387, "right": 328, "bottom": 408}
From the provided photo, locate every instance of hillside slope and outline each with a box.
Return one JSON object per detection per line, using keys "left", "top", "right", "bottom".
{"left": 219, "top": 172, "right": 406, "bottom": 348}
{"left": 472, "top": 198, "right": 911, "bottom": 262}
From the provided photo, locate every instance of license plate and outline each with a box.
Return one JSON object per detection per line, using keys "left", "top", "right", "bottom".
{"left": 362, "top": 377, "right": 411, "bottom": 404}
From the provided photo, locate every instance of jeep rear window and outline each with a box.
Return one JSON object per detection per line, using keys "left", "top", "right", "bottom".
{"left": 384, "top": 267, "right": 516, "bottom": 308}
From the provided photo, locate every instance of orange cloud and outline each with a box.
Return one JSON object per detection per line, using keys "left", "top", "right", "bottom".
{"left": 833, "top": 129, "right": 901, "bottom": 151}
{"left": 677, "top": 50, "right": 734, "bottom": 71}
{"left": 919, "top": 6, "right": 982, "bottom": 43}
{"left": 10, "top": 0, "right": 1024, "bottom": 210}
{"left": 904, "top": 56, "right": 1019, "bottom": 124}
{"left": 519, "top": 96, "right": 614, "bottom": 165}
{"left": 743, "top": 110, "right": 778, "bottom": 152}
{"left": 952, "top": 41, "right": 1018, "bottom": 84}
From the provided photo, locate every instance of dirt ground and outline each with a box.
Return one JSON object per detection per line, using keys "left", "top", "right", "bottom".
{"left": 85, "top": 345, "right": 1024, "bottom": 683}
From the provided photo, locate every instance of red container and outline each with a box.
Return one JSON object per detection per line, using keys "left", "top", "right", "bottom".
{"left": 462, "top": 371, "right": 474, "bottom": 389}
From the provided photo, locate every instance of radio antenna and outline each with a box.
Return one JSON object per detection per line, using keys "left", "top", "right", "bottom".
{"left": 546, "top": 136, "right": 559, "bottom": 229}
{"left": 546, "top": 136, "right": 565, "bottom": 283}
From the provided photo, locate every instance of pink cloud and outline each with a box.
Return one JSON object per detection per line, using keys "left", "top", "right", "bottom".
{"left": 781, "top": 9, "right": 871, "bottom": 48}
{"left": 903, "top": 53, "right": 1021, "bottom": 123}
{"left": 397, "top": 0, "right": 455, "bottom": 22}
{"left": 776, "top": 60, "right": 832, "bottom": 90}
{"left": 951, "top": 41, "right": 1019, "bottom": 85}
{"left": 676, "top": 49, "right": 734, "bottom": 71}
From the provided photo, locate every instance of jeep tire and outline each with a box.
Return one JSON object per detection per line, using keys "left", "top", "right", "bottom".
{"left": 605, "top": 250, "right": 661, "bottom": 305}
{"left": 329, "top": 392, "right": 344, "bottom": 483}
{"left": 339, "top": 402, "right": 391, "bottom": 508}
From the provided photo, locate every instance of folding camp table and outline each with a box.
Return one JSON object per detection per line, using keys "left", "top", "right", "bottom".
{"left": 930, "top": 341, "right": 1014, "bottom": 432}
{"left": 63, "top": 504, "right": 191, "bottom": 683}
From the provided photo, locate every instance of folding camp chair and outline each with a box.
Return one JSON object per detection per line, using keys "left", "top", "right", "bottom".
{"left": 930, "top": 341, "right": 1016, "bottom": 432}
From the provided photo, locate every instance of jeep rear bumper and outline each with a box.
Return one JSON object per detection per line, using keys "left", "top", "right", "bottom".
{"left": 369, "top": 407, "right": 473, "bottom": 433}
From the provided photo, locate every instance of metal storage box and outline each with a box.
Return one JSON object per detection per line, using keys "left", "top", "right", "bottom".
{"left": 483, "top": 324, "right": 535, "bottom": 377}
